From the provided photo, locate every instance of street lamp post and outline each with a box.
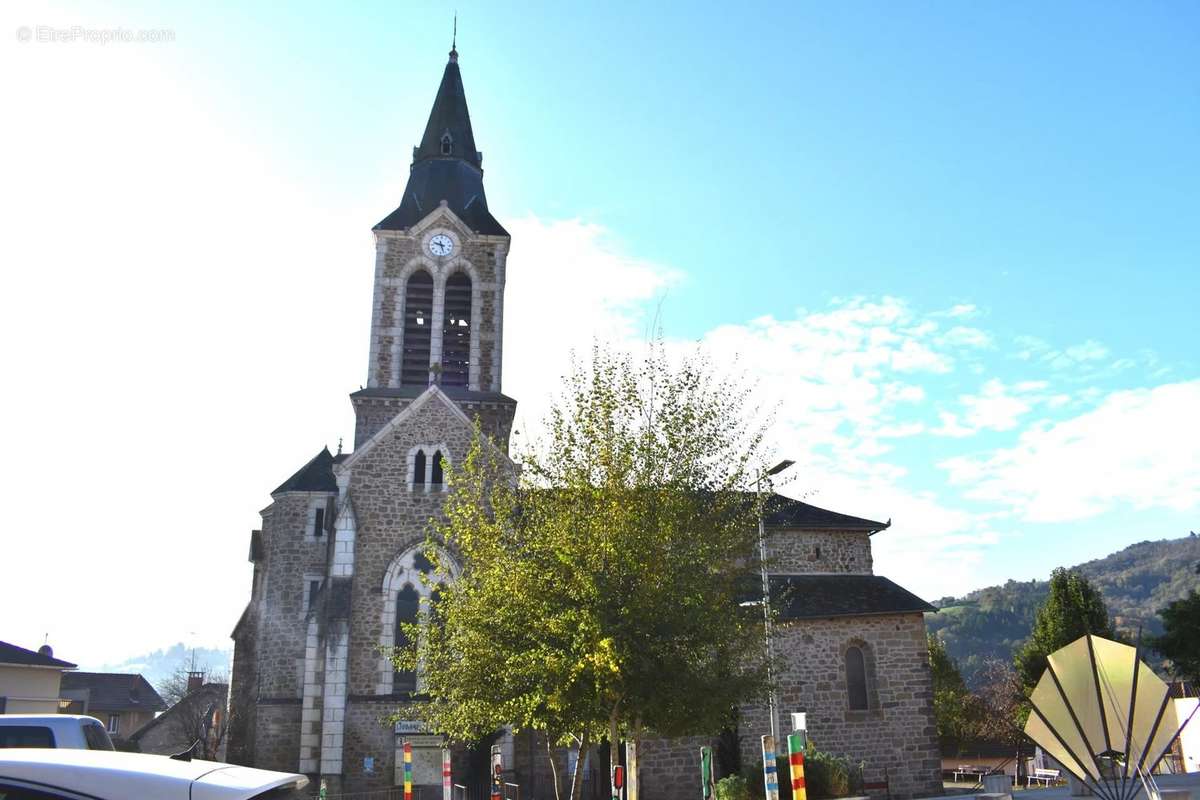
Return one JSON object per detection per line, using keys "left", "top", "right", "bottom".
{"left": 757, "top": 459, "right": 794, "bottom": 745}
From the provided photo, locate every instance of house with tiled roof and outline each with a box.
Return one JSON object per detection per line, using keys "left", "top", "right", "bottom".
{"left": 60, "top": 672, "right": 166, "bottom": 742}
{"left": 0, "top": 640, "right": 77, "bottom": 714}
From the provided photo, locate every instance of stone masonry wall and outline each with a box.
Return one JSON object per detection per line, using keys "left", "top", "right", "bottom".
{"left": 254, "top": 702, "right": 304, "bottom": 774}
{"left": 766, "top": 529, "right": 873, "bottom": 574}
{"left": 369, "top": 214, "right": 508, "bottom": 393}
{"left": 256, "top": 492, "right": 335, "bottom": 698}
{"left": 353, "top": 394, "right": 516, "bottom": 451}
{"left": 227, "top": 613, "right": 258, "bottom": 766}
{"left": 637, "top": 735, "right": 718, "bottom": 800}
{"left": 248, "top": 490, "right": 335, "bottom": 772}
{"left": 337, "top": 393, "right": 484, "bottom": 792}
{"left": 353, "top": 396, "right": 415, "bottom": 449}
{"left": 736, "top": 613, "right": 941, "bottom": 799}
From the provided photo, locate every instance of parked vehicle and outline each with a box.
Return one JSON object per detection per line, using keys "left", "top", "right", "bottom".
{"left": 0, "top": 715, "right": 114, "bottom": 750}
{"left": 0, "top": 748, "right": 310, "bottom": 799}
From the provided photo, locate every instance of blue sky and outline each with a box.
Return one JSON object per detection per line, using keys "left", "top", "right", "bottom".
{"left": 1, "top": 0, "right": 1197, "bottom": 662}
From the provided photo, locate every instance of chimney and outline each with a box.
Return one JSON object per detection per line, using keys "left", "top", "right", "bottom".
{"left": 187, "top": 671, "right": 205, "bottom": 694}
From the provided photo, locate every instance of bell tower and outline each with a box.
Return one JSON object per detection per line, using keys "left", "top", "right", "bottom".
{"left": 352, "top": 45, "right": 516, "bottom": 449}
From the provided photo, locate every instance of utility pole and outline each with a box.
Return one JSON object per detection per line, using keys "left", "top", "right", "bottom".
{"left": 757, "top": 459, "right": 794, "bottom": 744}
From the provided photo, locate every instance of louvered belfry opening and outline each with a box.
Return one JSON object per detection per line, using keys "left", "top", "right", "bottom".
{"left": 441, "top": 272, "right": 472, "bottom": 386}
{"left": 401, "top": 271, "right": 434, "bottom": 385}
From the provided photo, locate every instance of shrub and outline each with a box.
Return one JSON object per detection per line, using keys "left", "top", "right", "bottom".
{"left": 716, "top": 774, "right": 754, "bottom": 800}
{"left": 768, "top": 742, "right": 864, "bottom": 800}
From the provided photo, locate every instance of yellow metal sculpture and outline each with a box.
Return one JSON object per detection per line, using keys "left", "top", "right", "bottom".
{"left": 1024, "top": 635, "right": 1197, "bottom": 800}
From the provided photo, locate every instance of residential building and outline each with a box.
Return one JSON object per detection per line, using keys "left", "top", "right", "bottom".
{"left": 0, "top": 640, "right": 76, "bottom": 714}
{"left": 60, "top": 672, "right": 166, "bottom": 742}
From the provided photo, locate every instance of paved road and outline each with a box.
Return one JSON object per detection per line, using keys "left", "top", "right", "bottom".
{"left": 929, "top": 773, "right": 1200, "bottom": 800}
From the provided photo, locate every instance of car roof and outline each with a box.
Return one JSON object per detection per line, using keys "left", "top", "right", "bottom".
{"left": 0, "top": 749, "right": 307, "bottom": 799}
{"left": 0, "top": 714, "right": 103, "bottom": 729}
{"left": 0, "top": 714, "right": 103, "bottom": 723}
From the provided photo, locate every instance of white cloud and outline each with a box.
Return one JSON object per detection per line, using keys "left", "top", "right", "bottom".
{"left": 502, "top": 216, "right": 677, "bottom": 445}
{"left": 939, "top": 326, "right": 994, "bottom": 349}
{"left": 892, "top": 338, "right": 954, "bottom": 373}
{"left": 1065, "top": 340, "right": 1110, "bottom": 362}
{"left": 961, "top": 379, "right": 1035, "bottom": 432}
{"left": 939, "top": 303, "right": 980, "bottom": 319}
{"left": 940, "top": 380, "right": 1200, "bottom": 522}
{"left": 931, "top": 411, "right": 975, "bottom": 438}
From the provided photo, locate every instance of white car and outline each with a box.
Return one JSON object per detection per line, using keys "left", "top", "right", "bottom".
{"left": 0, "top": 749, "right": 310, "bottom": 799}
{"left": 0, "top": 715, "right": 114, "bottom": 750}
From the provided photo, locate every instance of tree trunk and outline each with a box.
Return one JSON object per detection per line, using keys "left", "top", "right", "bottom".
{"left": 569, "top": 730, "right": 591, "bottom": 800}
{"left": 632, "top": 718, "right": 643, "bottom": 800}
{"left": 547, "top": 735, "right": 562, "bottom": 800}
{"left": 608, "top": 706, "right": 621, "bottom": 800}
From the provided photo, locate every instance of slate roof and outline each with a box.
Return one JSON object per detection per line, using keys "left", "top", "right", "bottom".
{"left": 770, "top": 574, "right": 936, "bottom": 621}
{"left": 0, "top": 640, "right": 76, "bottom": 669}
{"left": 272, "top": 447, "right": 337, "bottom": 495}
{"left": 763, "top": 494, "right": 888, "bottom": 532}
{"left": 375, "top": 50, "right": 507, "bottom": 237}
{"left": 60, "top": 672, "right": 166, "bottom": 712}
{"left": 414, "top": 49, "right": 480, "bottom": 169}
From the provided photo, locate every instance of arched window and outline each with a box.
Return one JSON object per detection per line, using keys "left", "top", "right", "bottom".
{"left": 401, "top": 270, "right": 434, "bottom": 386}
{"left": 846, "top": 645, "right": 869, "bottom": 710}
{"left": 393, "top": 585, "right": 419, "bottom": 694}
{"left": 440, "top": 133, "right": 453, "bottom": 156}
{"left": 380, "top": 546, "right": 459, "bottom": 696}
{"left": 413, "top": 451, "right": 426, "bottom": 489}
{"left": 431, "top": 451, "right": 444, "bottom": 487}
{"left": 441, "top": 272, "right": 472, "bottom": 387}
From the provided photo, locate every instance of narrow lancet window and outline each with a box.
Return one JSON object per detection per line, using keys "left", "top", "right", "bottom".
{"left": 846, "top": 645, "right": 869, "bottom": 710}
{"left": 413, "top": 450, "right": 427, "bottom": 489}
{"left": 441, "top": 272, "right": 472, "bottom": 387}
{"left": 440, "top": 133, "right": 453, "bottom": 155}
{"left": 393, "top": 585, "right": 419, "bottom": 693}
{"left": 431, "top": 451, "right": 444, "bottom": 487}
{"left": 401, "top": 271, "right": 434, "bottom": 386}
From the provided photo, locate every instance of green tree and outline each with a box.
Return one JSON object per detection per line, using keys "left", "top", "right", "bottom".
{"left": 1151, "top": 589, "right": 1200, "bottom": 685}
{"left": 1014, "top": 567, "right": 1114, "bottom": 690}
{"left": 396, "top": 343, "right": 772, "bottom": 800}
{"left": 928, "top": 633, "right": 973, "bottom": 752}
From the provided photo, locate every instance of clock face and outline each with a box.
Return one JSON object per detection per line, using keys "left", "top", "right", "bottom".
{"left": 428, "top": 234, "right": 454, "bottom": 257}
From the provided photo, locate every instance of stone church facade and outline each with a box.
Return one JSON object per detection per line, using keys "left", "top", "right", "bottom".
{"left": 228, "top": 45, "right": 942, "bottom": 800}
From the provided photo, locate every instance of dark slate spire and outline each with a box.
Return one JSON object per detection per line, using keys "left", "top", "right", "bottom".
{"left": 412, "top": 46, "right": 480, "bottom": 168}
{"left": 375, "top": 45, "right": 507, "bottom": 236}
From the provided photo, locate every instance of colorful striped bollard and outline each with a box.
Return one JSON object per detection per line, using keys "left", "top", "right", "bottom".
{"left": 403, "top": 740, "right": 413, "bottom": 800}
{"left": 625, "top": 741, "right": 638, "bottom": 800}
{"left": 443, "top": 746, "right": 452, "bottom": 800}
{"left": 699, "top": 746, "right": 716, "bottom": 800}
{"left": 761, "top": 736, "right": 780, "bottom": 800}
{"left": 787, "top": 733, "right": 807, "bottom": 800}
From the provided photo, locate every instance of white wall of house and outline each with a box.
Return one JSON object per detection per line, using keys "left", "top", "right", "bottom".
{"left": 0, "top": 664, "right": 65, "bottom": 713}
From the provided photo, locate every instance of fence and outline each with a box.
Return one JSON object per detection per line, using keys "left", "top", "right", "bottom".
{"left": 450, "top": 782, "right": 520, "bottom": 800}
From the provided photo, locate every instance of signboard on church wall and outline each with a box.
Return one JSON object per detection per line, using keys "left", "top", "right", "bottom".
{"left": 394, "top": 727, "right": 445, "bottom": 788}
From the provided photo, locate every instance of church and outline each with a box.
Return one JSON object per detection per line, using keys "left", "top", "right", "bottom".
{"left": 227, "top": 44, "right": 943, "bottom": 800}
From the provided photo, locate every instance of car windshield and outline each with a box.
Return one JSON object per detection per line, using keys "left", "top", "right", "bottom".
{"left": 82, "top": 722, "right": 115, "bottom": 751}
